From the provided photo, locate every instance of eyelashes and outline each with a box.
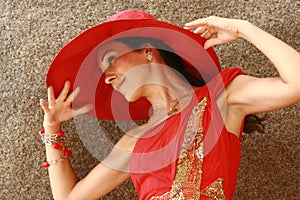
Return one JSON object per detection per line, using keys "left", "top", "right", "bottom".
{"left": 107, "top": 55, "right": 116, "bottom": 65}
{"left": 100, "top": 52, "right": 118, "bottom": 72}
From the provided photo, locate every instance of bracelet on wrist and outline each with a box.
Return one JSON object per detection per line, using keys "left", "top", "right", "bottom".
{"left": 39, "top": 127, "right": 72, "bottom": 168}
{"left": 42, "top": 155, "right": 67, "bottom": 168}
{"left": 42, "top": 147, "right": 72, "bottom": 168}
{"left": 39, "top": 128, "right": 65, "bottom": 149}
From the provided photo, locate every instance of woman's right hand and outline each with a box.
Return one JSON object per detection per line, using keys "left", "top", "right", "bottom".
{"left": 40, "top": 81, "right": 93, "bottom": 130}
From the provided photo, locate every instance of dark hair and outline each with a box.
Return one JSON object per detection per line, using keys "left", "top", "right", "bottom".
{"left": 115, "top": 37, "right": 206, "bottom": 86}
{"left": 115, "top": 37, "right": 266, "bottom": 134}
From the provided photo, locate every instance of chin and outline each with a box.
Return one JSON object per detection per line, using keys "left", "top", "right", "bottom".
{"left": 125, "top": 93, "right": 142, "bottom": 103}
{"left": 119, "top": 86, "right": 142, "bottom": 102}
{"left": 126, "top": 96, "right": 138, "bottom": 102}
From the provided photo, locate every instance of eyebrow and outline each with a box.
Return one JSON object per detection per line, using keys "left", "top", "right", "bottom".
{"left": 101, "top": 49, "right": 113, "bottom": 62}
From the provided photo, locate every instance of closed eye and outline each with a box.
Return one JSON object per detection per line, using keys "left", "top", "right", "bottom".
{"left": 107, "top": 55, "right": 116, "bottom": 65}
{"left": 100, "top": 51, "right": 118, "bottom": 72}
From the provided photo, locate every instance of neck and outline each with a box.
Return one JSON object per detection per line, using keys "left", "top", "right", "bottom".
{"left": 119, "top": 63, "right": 196, "bottom": 113}
{"left": 144, "top": 85, "right": 180, "bottom": 107}
{"left": 142, "top": 75, "right": 194, "bottom": 115}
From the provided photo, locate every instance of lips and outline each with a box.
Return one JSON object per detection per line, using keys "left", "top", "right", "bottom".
{"left": 116, "top": 74, "right": 137, "bottom": 101}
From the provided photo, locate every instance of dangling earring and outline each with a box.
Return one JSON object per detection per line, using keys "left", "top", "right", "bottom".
{"left": 147, "top": 53, "right": 152, "bottom": 61}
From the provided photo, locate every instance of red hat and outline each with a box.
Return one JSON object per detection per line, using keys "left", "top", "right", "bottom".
{"left": 46, "top": 10, "right": 221, "bottom": 120}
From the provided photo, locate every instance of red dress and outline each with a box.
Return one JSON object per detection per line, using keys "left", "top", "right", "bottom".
{"left": 130, "top": 68, "right": 245, "bottom": 200}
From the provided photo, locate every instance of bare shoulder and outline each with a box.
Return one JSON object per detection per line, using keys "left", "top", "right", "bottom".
{"left": 223, "top": 74, "right": 251, "bottom": 107}
{"left": 216, "top": 91, "right": 245, "bottom": 138}
{"left": 216, "top": 75, "right": 249, "bottom": 137}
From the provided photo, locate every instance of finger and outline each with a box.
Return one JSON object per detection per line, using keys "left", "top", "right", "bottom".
{"left": 184, "top": 18, "right": 209, "bottom": 29}
{"left": 57, "top": 81, "right": 71, "bottom": 102}
{"left": 40, "top": 99, "right": 50, "bottom": 113}
{"left": 202, "top": 29, "right": 215, "bottom": 39}
{"left": 193, "top": 26, "right": 207, "bottom": 35}
{"left": 73, "top": 104, "right": 93, "bottom": 117}
{"left": 47, "top": 86, "right": 56, "bottom": 106}
{"left": 204, "top": 38, "right": 224, "bottom": 49}
{"left": 66, "top": 87, "right": 80, "bottom": 102}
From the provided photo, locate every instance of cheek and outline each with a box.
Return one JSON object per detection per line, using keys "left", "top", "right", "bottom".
{"left": 116, "top": 54, "right": 142, "bottom": 73}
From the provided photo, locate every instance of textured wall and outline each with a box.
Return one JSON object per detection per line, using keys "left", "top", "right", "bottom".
{"left": 1, "top": 0, "right": 299, "bottom": 199}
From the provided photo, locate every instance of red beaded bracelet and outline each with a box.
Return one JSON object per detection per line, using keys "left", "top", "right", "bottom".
{"left": 41, "top": 147, "right": 72, "bottom": 168}
{"left": 39, "top": 128, "right": 65, "bottom": 149}
{"left": 64, "top": 146, "right": 72, "bottom": 158}
{"left": 39, "top": 128, "right": 72, "bottom": 168}
{"left": 42, "top": 148, "right": 72, "bottom": 168}
{"left": 42, "top": 156, "right": 67, "bottom": 168}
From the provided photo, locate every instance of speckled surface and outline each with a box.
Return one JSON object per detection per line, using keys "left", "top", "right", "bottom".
{"left": 1, "top": 0, "right": 299, "bottom": 199}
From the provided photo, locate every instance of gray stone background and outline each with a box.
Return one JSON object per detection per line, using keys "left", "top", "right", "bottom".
{"left": 1, "top": 0, "right": 299, "bottom": 199}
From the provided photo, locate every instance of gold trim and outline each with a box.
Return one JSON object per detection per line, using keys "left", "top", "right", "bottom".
{"left": 151, "top": 97, "right": 226, "bottom": 200}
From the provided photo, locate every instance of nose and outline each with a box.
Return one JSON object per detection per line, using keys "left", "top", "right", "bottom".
{"left": 104, "top": 72, "right": 117, "bottom": 84}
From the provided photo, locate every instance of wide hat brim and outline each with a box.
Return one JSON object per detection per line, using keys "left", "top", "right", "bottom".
{"left": 46, "top": 17, "right": 221, "bottom": 120}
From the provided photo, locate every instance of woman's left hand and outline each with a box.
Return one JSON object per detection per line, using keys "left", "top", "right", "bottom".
{"left": 184, "top": 16, "right": 244, "bottom": 49}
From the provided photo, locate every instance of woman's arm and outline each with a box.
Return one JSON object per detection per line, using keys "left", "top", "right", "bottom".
{"left": 40, "top": 81, "right": 129, "bottom": 200}
{"left": 185, "top": 17, "right": 300, "bottom": 115}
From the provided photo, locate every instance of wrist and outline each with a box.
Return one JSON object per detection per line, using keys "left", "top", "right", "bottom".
{"left": 43, "top": 123, "right": 61, "bottom": 134}
{"left": 236, "top": 19, "right": 255, "bottom": 40}
{"left": 38, "top": 127, "right": 72, "bottom": 168}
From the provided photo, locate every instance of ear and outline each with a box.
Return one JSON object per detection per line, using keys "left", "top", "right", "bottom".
{"left": 140, "top": 43, "right": 155, "bottom": 54}
{"left": 140, "top": 43, "right": 155, "bottom": 61}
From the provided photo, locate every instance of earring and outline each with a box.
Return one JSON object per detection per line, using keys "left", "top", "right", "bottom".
{"left": 147, "top": 54, "right": 152, "bottom": 61}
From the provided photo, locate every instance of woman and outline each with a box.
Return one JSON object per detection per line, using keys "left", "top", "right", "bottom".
{"left": 39, "top": 10, "right": 300, "bottom": 200}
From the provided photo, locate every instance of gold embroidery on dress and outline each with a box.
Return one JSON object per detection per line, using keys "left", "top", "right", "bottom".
{"left": 151, "top": 97, "right": 226, "bottom": 200}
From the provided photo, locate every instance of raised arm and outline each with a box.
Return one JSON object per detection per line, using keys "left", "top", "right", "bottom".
{"left": 185, "top": 16, "right": 300, "bottom": 115}
{"left": 39, "top": 81, "right": 130, "bottom": 200}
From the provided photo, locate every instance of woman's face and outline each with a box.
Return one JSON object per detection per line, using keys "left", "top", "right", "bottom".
{"left": 97, "top": 41, "right": 145, "bottom": 85}
{"left": 96, "top": 40, "right": 192, "bottom": 103}
{"left": 97, "top": 40, "right": 151, "bottom": 101}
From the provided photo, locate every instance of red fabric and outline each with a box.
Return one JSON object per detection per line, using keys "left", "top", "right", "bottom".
{"left": 130, "top": 68, "right": 246, "bottom": 200}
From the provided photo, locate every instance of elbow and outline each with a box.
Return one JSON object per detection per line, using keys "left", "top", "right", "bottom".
{"left": 282, "top": 76, "right": 300, "bottom": 102}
